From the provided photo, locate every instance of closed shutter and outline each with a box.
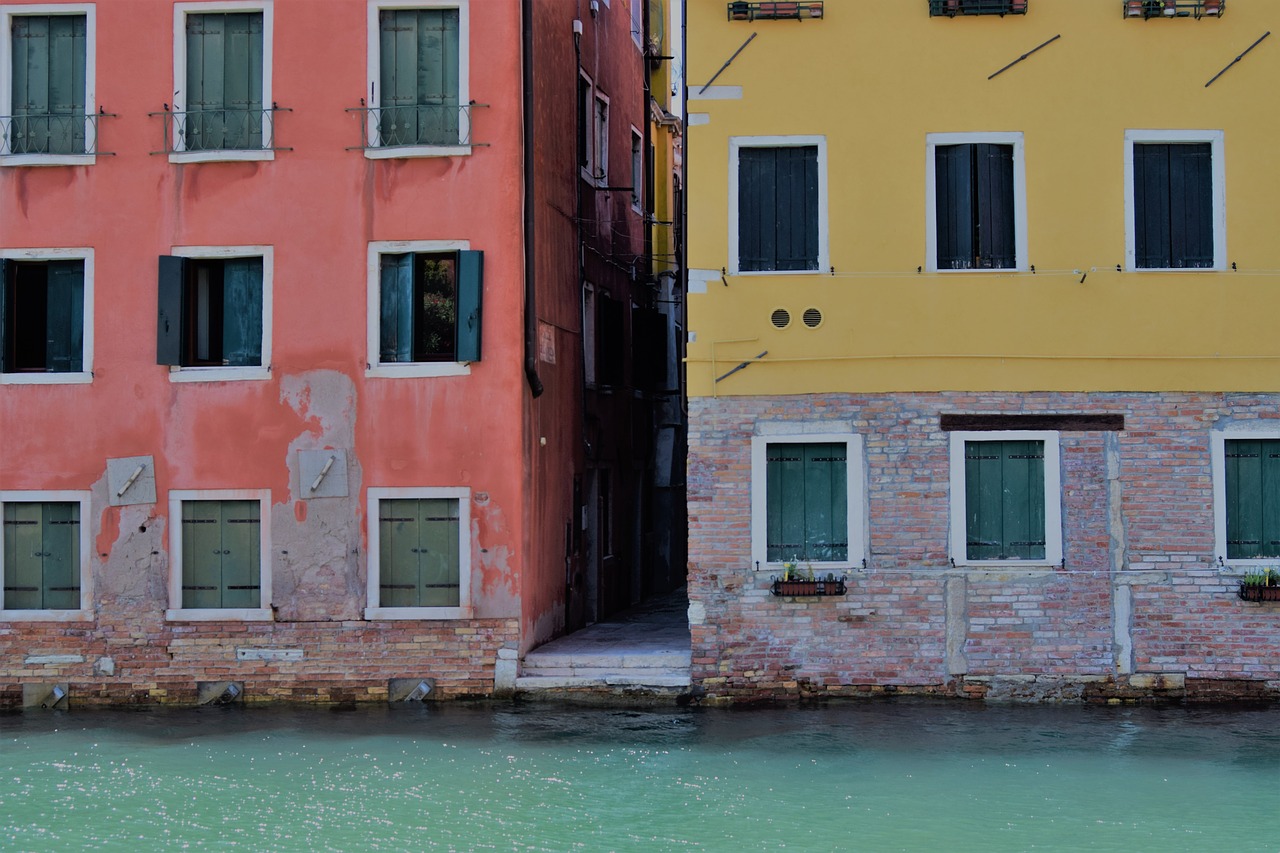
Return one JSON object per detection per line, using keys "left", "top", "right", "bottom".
{"left": 1134, "top": 144, "right": 1171, "bottom": 269}
{"left": 766, "top": 443, "right": 847, "bottom": 562}
{"left": 3, "top": 502, "right": 79, "bottom": 610}
{"left": 157, "top": 256, "right": 186, "bottom": 366}
{"left": 738, "top": 147, "right": 776, "bottom": 272}
{"left": 937, "top": 143, "right": 1015, "bottom": 270}
{"left": 738, "top": 147, "right": 819, "bottom": 272}
{"left": 966, "top": 440, "right": 1045, "bottom": 560}
{"left": 379, "top": 9, "right": 460, "bottom": 146}
{"left": 935, "top": 144, "right": 974, "bottom": 269}
{"left": 1169, "top": 143, "right": 1213, "bottom": 268}
{"left": 1225, "top": 439, "right": 1280, "bottom": 559}
{"left": 44, "top": 260, "right": 84, "bottom": 373}
{"left": 182, "top": 500, "right": 260, "bottom": 609}
{"left": 380, "top": 499, "right": 460, "bottom": 608}
{"left": 221, "top": 258, "right": 263, "bottom": 367}
{"left": 455, "top": 250, "right": 483, "bottom": 362}
{"left": 976, "top": 144, "right": 1016, "bottom": 269}
{"left": 379, "top": 253, "right": 414, "bottom": 363}
{"left": 11, "top": 15, "right": 86, "bottom": 155}
{"left": 186, "top": 13, "right": 263, "bottom": 150}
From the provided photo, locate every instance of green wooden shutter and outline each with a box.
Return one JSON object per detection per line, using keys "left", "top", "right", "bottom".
{"left": 455, "top": 250, "right": 483, "bottom": 362}
{"left": 976, "top": 143, "right": 1015, "bottom": 269}
{"left": 1134, "top": 144, "right": 1170, "bottom": 269}
{"left": 966, "top": 440, "right": 1045, "bottom": 560}
{"left": 381, "top": 499, "right": 419, "bottom": 607}
{"left": 1169, "top": 143, "right": 1213, "bottom": 269}
{"left": 1225, "top": 439, "right": 1280, "bottom": 559}
{"left": 12, "top": 15, "right": 86, "bottom": 155}
{"left": 44, "top": 260, "right": 83, "bottom": 373}
{"left": 775, "top": 146, "right": 819, "bottom": 271}
{"left": 379, "top": 253, "right": 413, "bottom": 363}
{"left": 4, "top": 503, "right": 42, "bottom": 610}
{"left": 186, "top": 13, "right": 262, "bottom": 150}
{"left": 936, "top": 144, "right": 974, "bottom": 270}
{"left": 157, "top": 256, "right": 186, "bottom": 366}
{"left": 803, "top": 444, "right": 847, "bottom": 562}
{"left": 182, "top": 501, "right": 223, "bottom": 608}
{"left": 221, "top": 258, "right": 263, "bottom": 367}
{"left": 419, "top": 499, "right": 460, "bottom": 606}
{"left": 738, "top": 147, "right": 776, "bottom": 272}
{"left": 379, "top": 9, "right": 459, "bottom": 146}
{"left": 219, "top": 500, "right": 261, "bottom": 608}
{"left": 40, "top": 502, "right": 79, "bottom": 610}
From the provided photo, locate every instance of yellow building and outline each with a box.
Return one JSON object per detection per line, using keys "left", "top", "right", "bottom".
{"left": 685, "top": 0, "right": 1280, "bottom": 703}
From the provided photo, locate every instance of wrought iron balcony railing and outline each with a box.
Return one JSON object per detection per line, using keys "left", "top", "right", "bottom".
{"left": 1123, "top": 0, "right": 1224, "bottom": 18}
{"left": 727, "top": 2, "right": 824, "bottom": 22}
{"left": 150, "top": 107, "right": 290, "bottom": 155}
{"left": 347, "top": 103, "right": 486, "bottom": 151}
{"left": 1, "top": 112, "right": 111, "bottom": 157}
{"left": 928, "top": 0, "right": 1028, "bottom": 16}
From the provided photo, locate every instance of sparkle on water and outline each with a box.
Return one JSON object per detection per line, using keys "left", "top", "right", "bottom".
{"left": 2, "top": 701, "right": 1278, "bottom": 851}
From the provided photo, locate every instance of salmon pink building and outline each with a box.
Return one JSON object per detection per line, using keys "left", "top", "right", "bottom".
{"left": 0, "top": 0, "right": 675, "bottom": 707}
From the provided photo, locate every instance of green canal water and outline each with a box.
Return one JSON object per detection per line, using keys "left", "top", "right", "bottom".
{"left": 2, "top": 702, "right": 1278, "bottom": 851}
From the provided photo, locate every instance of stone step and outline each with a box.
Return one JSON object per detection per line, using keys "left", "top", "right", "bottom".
{"left": 522, "top": 650, "right": 692, "bottom": 670}
{"left": 518, "top": 665, "right": 688, "bottom": 679}
{"left": 515, "top": 673, "right": 692, "bottom": 690}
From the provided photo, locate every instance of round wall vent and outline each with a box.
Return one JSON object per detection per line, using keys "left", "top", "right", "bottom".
{"left": 770, "top": 308, "right": 791, "bottom": 329}
{"left": 802, "top": 307, "right": 823, "bottom": 328}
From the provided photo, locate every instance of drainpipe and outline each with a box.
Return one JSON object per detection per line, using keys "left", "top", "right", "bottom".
{"left": 522, "top": 0, "right": 545, "bottom": 398}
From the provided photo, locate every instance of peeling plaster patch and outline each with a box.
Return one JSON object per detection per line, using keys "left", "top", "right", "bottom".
{"left": 236, "top": 647, "right": 303, "bottom": 662}
{"left": 94, "top": 473, "right": 168, "bottom": 606}
{"left": 26, "top": 654, "right": 84, "bottom": 665}
{"left": 472, "top": 498, "right": 518, "bottom": 611}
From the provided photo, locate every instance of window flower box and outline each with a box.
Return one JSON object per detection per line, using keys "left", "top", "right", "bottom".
{"left": 1238, "top": 568, "right": 1280, "bottom": 602}
{"left": 771, "top": 564, "right": 847, "bottom": 596}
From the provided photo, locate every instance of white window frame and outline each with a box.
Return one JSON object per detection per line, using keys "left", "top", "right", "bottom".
{"left": 0, "top": 4, "right": 97, "bottom": 166}
{"left": 728, "top": 135, "right": 829, "bottom": 276}
{"left": 366, "top": 239, "right": 472, "bottom": 378}
{"left": 167, "top": 489, "right": 272, "bottom": 621}
{"left": 0, "top": 247, "right": 93, "bottom": 385}
{"left": 948, "top": 430, "right": 1062, "bottom": 568}
{"left": 0, "top": 490, "right": 92, "bottom": 621}
{"left": 171, "top": 1, "right": 274, "bottom": 163}
{"left": 364, "top": 0, "right": 471, "bottom": 159}
{"left": 925, "top": 132, "right": 1028, "bottom": 274}
{"left": 578, "top": 71, "right": 594, "bottom": 182}
{"left": 750, "top": 429, "right": 865, "bottom": 571}
{"left": 365, "top": 486, "right": 472, "bottom": 620}
{"left": 593, "top": 90, "right": 610, "bottom": 185}
{"left": 630, "top": 125, "right": 643, "bottom": 212}
{"left": 630, "top": 0, "right": 643, "bottom": 47}
{"left": 1211, "top": 428, "right": 1280, "bottom": 569}
{"left": 166, "top": 245, "right": 272, "bottom": 383}
{"left": 1124, "top": 129, "right": 1226, "bottom": 272}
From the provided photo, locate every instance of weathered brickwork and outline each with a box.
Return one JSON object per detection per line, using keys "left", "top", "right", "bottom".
{"left": 689, "top": 393, "right": 1280, "bottom": 704}
{"left": 0, "top": 612, "right": 519, "bottom": 708}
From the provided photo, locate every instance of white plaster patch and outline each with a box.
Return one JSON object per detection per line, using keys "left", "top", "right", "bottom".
{"left": 94, "top": 656, "right": 116, "bottom": 676}
{"left": 687, "top": 113, "right": 710, "bottom": 126}
{"left": 687, "top": 600, "right": 706, "bottom": 625}
{"left": 25, "top": 654, "right": 84, "bottom": 665}
{"left": 689, "top": 85, "right": 742, "bottom": 100}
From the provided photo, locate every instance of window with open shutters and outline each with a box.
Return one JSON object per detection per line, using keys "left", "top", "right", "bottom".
{"left": 8, "top": 13, "right": 87, "bottom": 155}
{"left": 1223, "top": 438, "right": 1280, "bottom": 560}
{"left": 3, "top": 501, "right": 80, "bottom": 611}
{"left": 157, "top": 255, "right": 263, "bottom": 368}
{"left": 765, "top": 442, "right": 848, "bottom": 563}
{"left": 377, "top": 8, "right": 460, "bottom": 147}
{"left": 1133, "top": 142, "right": 1214, "bottom": 269}
{"left": 934, "top": 143, "right": 1016, "bottom": 270}
{"left": 378, "top": 250, "right": 482, "bottom": 364}
{"left": 1, "top": 259, "right": 84, "bottom": 374}
{"left": 737, "top": 145, "right": 819, "bottom": 272}
{"left": 963, "top": 439, "right": 1045, "bottom": 560}
{"left": 180, "top": 500, "right": 260, "bottom": 609}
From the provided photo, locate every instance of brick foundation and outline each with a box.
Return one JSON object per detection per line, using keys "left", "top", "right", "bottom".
{"left": 688, "top": 392, "right": 1280, "bottom": 704}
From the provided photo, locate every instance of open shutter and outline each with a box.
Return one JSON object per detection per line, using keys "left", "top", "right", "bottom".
{"left": 379, "top": 253, "right": 414, "bottom": 363}
{"left": 976, "top": 144, "right": 1015, "bottom": 269}
{"left": 221, "top": 258, "right": 263, "bottom": 367}
{"left": 419, "top": 499, "right": 460, "bottom": 607}
{"left": 41, "top": 502, "right": 79, "bottom": 610}
{"left": 775, "top": 146, "right": 819, "bottom": 271}
{"left": 455, "top": 250, "right": 483, "bottom": 362}
{"left": 1134, "top": 144, "right": 1171, "bottom": 269}
{"left": 157, "top": 256, "right": 186, "bottom": 366}
{"left": 1169, "top": 143, "right": 1213, "bottom": 269}
{"left": 0, "top": 259, "right": 9, "bottom": 373}
{"left": 3, "top": 503, "right": 42, "bottom": 610}
{"left": 936, "top": 144, "right": 974, "bottom": 269}
{"left": 45, "top": 260, "right": 83, "bottom": 373}
{"left": 220, "top": 500, "right": 260, "bottom": 609}
{"left": 738, "top": 147, "right": 776, "bottom": 271}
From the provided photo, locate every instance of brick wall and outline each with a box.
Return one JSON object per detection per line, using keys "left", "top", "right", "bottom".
{"left": 688, "top": 392, "right": 1280, "bottom": 703}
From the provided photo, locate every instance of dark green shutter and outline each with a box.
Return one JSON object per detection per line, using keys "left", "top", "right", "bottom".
{"left": 3, "top": 502, "right": 79, "bottom": 610}
{"left": 380, "top": 499, "right": 460, "bottom": 608}
{"left": 976, "top": 144, "right": 1015, "bottom": 269}
{"left": 0, "top": 259, "right": 9, "bottom": 373}
{"left": 456, "top": 250, "right": 483, "bottom": 362}
{"left": 1225, "top": 439, "right": 1280, "bottom": 559}
{"left": 738, "top": 147, "right": 819, "bottom": 272}
{"left": 738, "top": 148, "right": 775, "bottom": 272}
{"left": 1134, "top": 144, "right": 1170, "bottom": 269}
{"left": 936, "top": 144, "right": 974, "bottom": 269}
{"left": 221, "top": 258, "right": 263, "bottom": 367}
{"left": 966, "top": 440, "right": 1045, "bottom": 561}
{"left": 379, "top": 9, "right": 460, "bottom": 146}
{"left": 379, "top": 253, "right": 413, "bottom": 363}
{"left": 157, "top": 256, "right": 186, "bottom": 366}
{"left": 44, "top": 260, "right": 83, "bottom": 373}
{"left": 11, "top": 15, "right": 86, "bottom": 155}
{"left": 1169, "top": 143, "right": 1213, "bottom": 269}
{"left": 766, "top": 443, "right": 847, "bottom": 562}
{"left": 186, "top": 13, "right": 262, "bottom": 150}
{"left": 937, "top": 144, "right": 1015, "bottom": 270}
{"left": 182, "top": 500, "right": 259, "bottom": 609}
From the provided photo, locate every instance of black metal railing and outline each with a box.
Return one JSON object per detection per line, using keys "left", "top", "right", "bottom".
{"left": 1123, "top": 0, "right": 1224, "bottom": 18}
{"left": 347, "top": 103, "right": 485, "bottom": 150}
{"left": 727, "top": 2, "right": 824, "bottom": 22}
{"left": 1, "top": 112, "right": 109, "bottom": 156}
{"left": 151, "top": 107, "right": 289, "bottom": 154}
{"left": 928, "top": 0, "right": 1028, "bottom": 16}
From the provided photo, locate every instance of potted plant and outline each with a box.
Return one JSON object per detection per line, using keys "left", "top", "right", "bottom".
{"left": 1125, "top": 0, "right": 1145, "bottom": 16}
{"left": 728, "top": 1, "right": 751, "bottom": 20}
{"left": 1163, "top": 0, "right": 1178, "bottom": 15}
{"left": 1202, "top": 0, "right": 1222, "bottom": 15}
{"left": 1238, "top": 567, "right": 1280, "bottom": 602}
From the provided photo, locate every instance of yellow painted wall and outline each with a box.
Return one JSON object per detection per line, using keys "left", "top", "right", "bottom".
{"left": 686, "top": 0, "right": 1280, "bottom": 396}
